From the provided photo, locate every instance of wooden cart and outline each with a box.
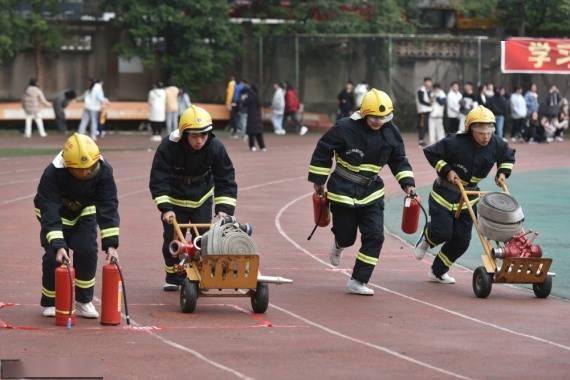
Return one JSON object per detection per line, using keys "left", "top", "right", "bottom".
{"left": 455, "top": 180, "right": 554, "bottom": 299}
{"left": 170, "top": 219, "right": 292, "bottom": 313}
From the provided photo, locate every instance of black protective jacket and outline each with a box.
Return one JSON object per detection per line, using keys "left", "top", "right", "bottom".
{"left": 149, "top": 132, "right": 237, "bottom": 216}
{"left": 424, "top": 133, "right": 516, "bottom": 211}
{"left": 34, "top": 154, "right": 119, "bottom": 252}
{"left": 308, "top": 115, "right": 415, "bottom": 207}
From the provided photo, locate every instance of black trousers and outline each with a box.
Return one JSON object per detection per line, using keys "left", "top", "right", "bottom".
{"left": 229, "top": 105, "right": 240, "bottom": 133}
{"left": 447, "top": 118, "right": 460, "bottom": 134}
{"left": 418, "top": 112, "right": 430, "bottom": 144}
{"left": 283, "top": 111, "right": 302, "bottom": 133}
{"left": 424, "top": 197, "right": 473, "bottom": 277}
{"left": 151, "top": 121, "right": 165, "bottom": 136}
{"left": 248, "top": 133, "right": 266, "bottom": 149}
{"left": 511, "top": 118, "right": 525, "bottom": 138}
{"left": 330, "top": 201, "right": 384, "bottom": 284}
{"left": 161, "top": 200, "right": 212, "bottom": 285}
{"left": 41, "top": 219, "right": 98, "bottom": 307}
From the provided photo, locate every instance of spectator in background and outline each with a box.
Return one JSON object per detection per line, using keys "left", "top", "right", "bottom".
{"left": 225, "top": 75, "right": 235, "bottom": 131}
{"left": 526, "top": 111, "right": 542, "bottom": 143}
{"left": 283, "top": 81, "right": 308, "bottom": 136}
{"left": 243, "top": 84, "right": 266, "bottom": 152}
{"left": 52, "top": 89, "right": 77, "bottom": 135}
{"left": 459, "top": 82, "right": 476, "bottom": 132}
{"left": 237, "top": 80, "right": 250, "bottom": 139}
{"left": 177, "top": 88, "right": 191, "bottom": 117}
{"left": 353, "top": 81, "right": 369, "bottom": 109}
{"left": 476, "top": 84, "right": 488, "bottom": 107}
{"left": 78, "top": 79, "right": 108, "bottom": 141}
{"left": 545, "top": 85, "right": 562, "bottom": 123}
{"left": 510, "top": 86, "right": 527, "bottom": 142}
{"left": 164, "top": 82, "right": 179, "bottom": 134}
{"left": 337, "top": 81, "right": 354, "bottom": 120}
{"left": 22, "top": 78, "right": 51, "bottom": 138}
{"left": 271, "top": 82, "right": 286, "bottom": 135}
{"left": 148, "top": 81, "right": 166, "bottom": 142}
{"left": 525, "top": 83, "right": 539, "bottom": 123}
{"left": 488, "top": 86, "right": 508, "bottom": 140}
{"left": 428, "top": 83, "right": 446, "bottom": 145}
{"left": 552, "top": 110, "right": 569, "bottom": 142}
{"left": 416, "top": 77, "right": 433, "bottom": 147}
{"left": 230, "top": 78, "right": 244, "bottom": 138}
{"left": 446, "top": 81, "right": 462, "bottom": 134}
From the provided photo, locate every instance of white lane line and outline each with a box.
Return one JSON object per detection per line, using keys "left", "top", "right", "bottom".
{"left": 269, "top": 304, "right": 470, "bottom": 380}
{"left": 275, "top": 192, "right": 570, "bottom": 352}
{"left": 91, "top": 297, "right": 252, "bottom": 380}
{"left": 0, "top": 193, "right": 35, "bottom": 205}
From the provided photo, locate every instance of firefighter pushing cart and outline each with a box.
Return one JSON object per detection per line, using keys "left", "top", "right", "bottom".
{"left": 168, "top": 218, "right": 292, "bottom": 313}
{"left": 456, "top": 179, "right": 554, "bottom": 299}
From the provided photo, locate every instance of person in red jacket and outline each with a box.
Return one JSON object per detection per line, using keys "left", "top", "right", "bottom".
{"left": 282, "top": 81, "right": 308, "bottom": 136}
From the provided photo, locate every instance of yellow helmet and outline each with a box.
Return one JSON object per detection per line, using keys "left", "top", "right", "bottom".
{"left": 62, "top": 133, "right": 100, "bottom": 169}
{"left": 360, "top": 88, "right": 394, "bottom": 122}
{"left": 178, "top": 105, "right": 213, "bottom": 134}
{"left": 464, "top": 105, "right": 496, "bottom": 132}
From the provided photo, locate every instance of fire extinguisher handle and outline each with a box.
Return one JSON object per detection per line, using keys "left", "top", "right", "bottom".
{"left": 409, "top": 190, "right": 417, "bottom": 199}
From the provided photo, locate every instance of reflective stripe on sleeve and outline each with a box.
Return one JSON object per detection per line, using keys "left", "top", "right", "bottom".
{"left": 46, "top": 231, "right": 64, "bottom": 243}
{"left": 435, "top": 160, "right": 447, "bottom": 172}
{"left": 100, "top": 227, "right": 120, "bottom": 238}
{"left": 214, "top": 196, "right": 237, "bottom": 207}
{"left": 308, "top": 165, "right": 331, "bottom": 176}
{"left": 498, "top": 163, "right": 514, "bottom": 170}
{"left": 395, "top": 171, "right": 414, "bottom": 181}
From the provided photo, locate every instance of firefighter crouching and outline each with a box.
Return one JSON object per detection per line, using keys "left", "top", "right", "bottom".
{"left": 149, "top": 105, "right": 237, "bottom": 291}
{"left": 414, "top": 105, "right": 516, "bottom": 283}
{"left": 308, "top": 89, "right": 415, "bottom": 295}
{"left": 35, "top": 133, "right": 120, "bottom": 318}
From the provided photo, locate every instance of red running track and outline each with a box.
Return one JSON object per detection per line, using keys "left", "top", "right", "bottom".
{"left": 0, "top": 133, "right": 569, "bottom": 379}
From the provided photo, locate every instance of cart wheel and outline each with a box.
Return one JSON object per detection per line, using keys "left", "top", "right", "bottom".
{"left": 251, "top": 282, "right": 269, "bottom": 313}
{"left": 180, "top": 278, "right": 198, "bottom": 313}
{"left": 533, "top": 275, "right": 553, "bottom": 299}
{"left": 473, "top": 266, "right": 493, "bottom": 299}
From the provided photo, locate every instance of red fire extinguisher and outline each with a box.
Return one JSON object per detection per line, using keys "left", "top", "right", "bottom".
{"left": 401, "top": 192, "right": 422, "bottom": 234}
{"left": 55, "top": 263, "right": 75, "bottom": 328}
{"left": 307, "top": 191, "right": 330, "bottom": 240}
{"left": 101, "top": 262, "right": 121, "bottom": 325}
{"left": 101, "top": 258, "right": 130, "bottom": 326}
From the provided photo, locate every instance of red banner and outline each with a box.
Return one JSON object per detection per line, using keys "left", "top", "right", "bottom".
{"left": 501, "top": 38, "right": 570, "bottom": 74}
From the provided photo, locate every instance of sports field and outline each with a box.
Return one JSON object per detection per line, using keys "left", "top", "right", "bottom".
{"left": 1, "top": 131, "right": 569, "bottom": 379}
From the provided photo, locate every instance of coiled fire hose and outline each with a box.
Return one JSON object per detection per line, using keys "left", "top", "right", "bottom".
{"left": 198, "top": 218, "right": 257, "bottom": 256}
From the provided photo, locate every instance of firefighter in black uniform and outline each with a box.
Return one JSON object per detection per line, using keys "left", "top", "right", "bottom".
{"left": 308, "top": 89, "right": 415, "bottom": 295}
{"left": 149, "top": 105, "right": 237, "bottom": 291}
{"left": 414, "top": 105, "right": 516, "bottom": 283}
{"left": 35, "top": 133, "right": 120, "bottom": 318}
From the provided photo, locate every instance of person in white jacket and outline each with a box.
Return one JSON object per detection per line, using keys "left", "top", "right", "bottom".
{"left": 353, "top": 81, "right": 369, "bottom": 109}
{"left": 21, "top": 78, "right": 51, "bottom": 138}
{"left": 148, "top": 82, "right": 167, "bottom": 141}
{"left": 509, "top": 86, "right": 527, "bottom": 142}
{"left": 271, "top": 82, "right": 286, "bottom": 135}
{"left": 78, "top": 79, "right": 108, "bottom": 141}
{"left": 428, "top": 83, "right": 446, "bottom": 144}
{"left": 446, "top": 81, "right": 462, "bottom": 133}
